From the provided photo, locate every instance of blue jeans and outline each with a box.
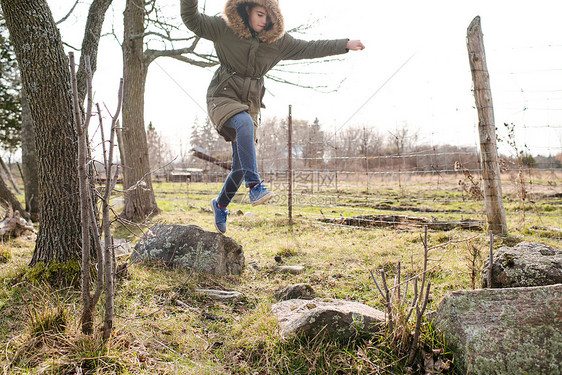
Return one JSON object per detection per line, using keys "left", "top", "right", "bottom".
{"left": 217, "top": 112, "right": 260, "bottom": 207}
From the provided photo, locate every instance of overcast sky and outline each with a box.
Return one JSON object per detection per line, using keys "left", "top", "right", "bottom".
{"left": 50, "top": 0, "right": 562, "bottom": 157}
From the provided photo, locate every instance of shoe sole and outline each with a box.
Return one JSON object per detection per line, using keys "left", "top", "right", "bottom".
{"left": 251, "top": 191, "right": 275, "bottom": 206}
{"left": 210, "top": 199, "right": 226, "bottom": 234}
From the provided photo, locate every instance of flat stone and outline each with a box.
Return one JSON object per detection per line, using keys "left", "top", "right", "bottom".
{"left": 131, "top": 224, "right": 244, "bottom": 275}
{"left": 274, "top": 265, "right": 304, "bottom": 275}
{"left": 483, "top": 241, "right": 562, "bottom": 288}
{"left": 195, "top": 289, "right": 244, "bottom": 303}
{"left": 113, "top": 238, "right": 131, "bottom": 257}
{"left": 271, "top": 298, "right": 386, "bottom": 339}
{"left": 433, "top": 284, "right": 562, "bottom": 375}
{"left": 275, "top": 284, "right": 316, "bottom": 301}
{"left": 101, "top": 238, "right": 131, "bottom": 258}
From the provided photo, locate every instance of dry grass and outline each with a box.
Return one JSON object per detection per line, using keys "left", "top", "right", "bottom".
{"left": 0, "top": 179, "right": 560, "bottom": 374}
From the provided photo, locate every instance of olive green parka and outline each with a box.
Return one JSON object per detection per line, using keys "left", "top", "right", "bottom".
{"left": 181, "top": 0, "right": 349, "bottom": 141}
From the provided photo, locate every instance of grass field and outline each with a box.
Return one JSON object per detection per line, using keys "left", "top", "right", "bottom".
{"left": 0, "top": 178, "right": 560, "bottom": 374}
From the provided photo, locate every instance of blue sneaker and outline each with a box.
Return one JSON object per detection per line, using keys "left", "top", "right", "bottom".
{"left": 249, "top": 180, "right": 275, "bottom": 206}
{"left": 211, "top": 199, "right": 229, "bottom": 234}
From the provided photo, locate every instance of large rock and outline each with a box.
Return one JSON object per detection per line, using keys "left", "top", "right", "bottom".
{"left": 132, "top": 224, "right": 244, "bottom": 275}
{"left": 271, "top": 298, "right": 386, "bottom": 339}
{"left": 483, "top": 241, "right": 562, "bottom": 288}
{"left": 433, "top": 284, "right": 562, "bottom": 375}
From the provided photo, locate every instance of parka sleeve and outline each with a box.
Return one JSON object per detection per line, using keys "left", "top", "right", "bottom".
{"left": 278, "top": 34, "right": 349, "bottom": 60}
{"left": 180, "top": 0, "right": 224, "bottom": 41}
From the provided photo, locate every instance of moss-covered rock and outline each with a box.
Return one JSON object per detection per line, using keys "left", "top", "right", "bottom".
{"left": 271, "top": 298, "right": 386, "bottom": 339}
{"left": 131, "top": 224, "right": 245, "bottom": 275}
{"left": 483, "top": 241, "right": 561, "bottom": 288}
{"left": 433, "top": 284, "right": 562, "bottom": 374}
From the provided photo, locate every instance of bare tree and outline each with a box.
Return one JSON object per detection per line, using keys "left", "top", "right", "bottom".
{"left": 120, "top": 0, "right": 217, "bottom": 221}
{"left": 70, "top": 52, "right": 123, "bottom": 338}
{"left": 146, "top": 121, "right": 174, "bottom": 175}
{"left": 387, "top": 122, "right": 419, "bottom": 156}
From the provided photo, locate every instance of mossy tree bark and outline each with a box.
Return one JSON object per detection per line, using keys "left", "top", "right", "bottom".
{"left": 0, "top": 0, "right": 82, "bottom": 266}
{"left": 120, "top": 0, "right": 160, "bottom": 221}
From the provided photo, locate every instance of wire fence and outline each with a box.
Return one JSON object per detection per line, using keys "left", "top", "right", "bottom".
{"left": 162, "top": 154, "right": 561, "bottom": 241}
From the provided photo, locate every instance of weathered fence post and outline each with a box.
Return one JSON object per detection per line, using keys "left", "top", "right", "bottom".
{"left": 467, "top": 16, "right": 508, "bottom": 235}
{"left": 287, "top": 105, "right": 293, "bottom": 223}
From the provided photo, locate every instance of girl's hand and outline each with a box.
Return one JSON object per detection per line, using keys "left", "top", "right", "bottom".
{"left": 346, "top": 40, "right": 365, "bottom": 51}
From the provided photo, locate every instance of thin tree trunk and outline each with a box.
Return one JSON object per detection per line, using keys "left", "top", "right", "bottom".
{"left": 0, "top": 157, "right": 21, "bottom": 195}
{"left": 76, "top": 0, "right": 113, "bottom": 104}
{"left": 20, "top": 88, "right": 40, "bottom": 221}
{"left": 1, "top": 0, "right": 82, "bottom": 266}
{"left": 70, "top": 52, "right": 95, "bottom": 335}
{"left": 467, "top": 16, "right": 508, "bottom": 235}
{"left": 115, "top": 120, "right": 126, "bottom": 170}
{"left": 121, "top": 0, "right": 160, "bottom": 221}
{"left": 0, "top": 173, "right": 29, "bottom": 220}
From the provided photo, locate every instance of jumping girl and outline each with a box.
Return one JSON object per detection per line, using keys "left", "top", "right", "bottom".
{"left": 181, "top": 0, "right": 365, "bottom": 233}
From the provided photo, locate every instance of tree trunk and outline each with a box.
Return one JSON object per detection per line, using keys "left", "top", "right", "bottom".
{"left": 121, "top": 0, "right": 160, "bottom": 221}
{"left": 0, "top": 0, "right": 82, "bottom": 266}
{"left": 20, "top": 88, "right": 40, "bottom": 221}
{"left": 0, "top": 172, "right": 29, "bottom": 221}
{"left": 0, "top": 157, "right": 21, "bottom": 195}
{"left": 76, "top": 0, "right": 113, "bottom": 105}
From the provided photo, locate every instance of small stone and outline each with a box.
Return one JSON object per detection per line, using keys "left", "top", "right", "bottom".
{"left": 112, "top": 198, "right": 124, "bottom": 208}
{"left": 247, "top": 261, "right": 260, "bottom": 270}
{"left": 274, "top": 265, "right": 304, "bottom": 275}
{"left": 275, "top": 284, "right": 316, "bottom": 301}
{"left": 113, "top": 239, "right": 131, "bottom": 257}
{"left": 195, "top": 289, "right": 244, "bottom": 303}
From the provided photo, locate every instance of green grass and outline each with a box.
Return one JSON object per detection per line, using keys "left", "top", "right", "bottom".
{"left": 0, "top": 180, "right": 560, "bottom": 374}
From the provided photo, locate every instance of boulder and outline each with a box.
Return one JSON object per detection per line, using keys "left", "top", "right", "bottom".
{"left": 132, "top": 224, "right": 244, "bottom": 275}
{"left": 483, "top": 241, "right": 562, "bottom": 288}
{"left": 274, "top": 284, "right": 316, "bottom": 301}
{"left": 433, "top": 284, "right": 562, "bottom": 375}
{"left": 271, "top": 298, "right": 386, "bottom": 339}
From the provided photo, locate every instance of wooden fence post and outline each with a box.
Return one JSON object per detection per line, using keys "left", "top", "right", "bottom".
{"left": 467, "top": 16, "right": 508, "bottom": 235}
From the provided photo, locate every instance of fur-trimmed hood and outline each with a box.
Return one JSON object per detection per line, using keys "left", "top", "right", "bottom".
{"left": 223, "top": 0, "right": 284, "bottom": 44}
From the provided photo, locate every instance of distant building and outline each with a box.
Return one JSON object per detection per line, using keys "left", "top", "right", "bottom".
{"left": 168, "top": 168, "right": 204, "bottom": 182}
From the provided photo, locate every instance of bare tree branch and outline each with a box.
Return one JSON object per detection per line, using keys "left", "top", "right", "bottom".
{"left": 265, "top": 73, "right": 345, "bottom": 93}
{"left": 143, "top": 46, "right": 218, "bottom": 67}
{"left": 56, "top": 0, "right": 80, "bottom": 25}
{"left": 131, "top": 31, "right": 197, "bottom": 43}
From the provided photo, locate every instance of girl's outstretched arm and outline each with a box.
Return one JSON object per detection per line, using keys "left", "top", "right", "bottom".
{"left": 180, "top": 0, "right": 224, "bottom": 41}
{"left": 279, "top": 35, "right": 364, "bottom": 61}
{"left": 346, "top": 40, "right": 365, "bottom": 51}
